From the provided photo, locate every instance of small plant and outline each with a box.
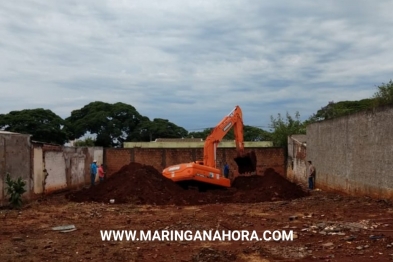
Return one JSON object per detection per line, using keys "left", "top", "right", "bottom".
{"left": 5, "top": 173, "right": 27, "bottom": 209}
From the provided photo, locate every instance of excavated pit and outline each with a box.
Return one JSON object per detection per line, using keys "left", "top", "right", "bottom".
{"left": 67, "top": 162, "right": 309, "bottom": 205}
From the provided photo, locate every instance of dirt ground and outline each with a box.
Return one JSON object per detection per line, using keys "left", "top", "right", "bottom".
{"left": 2, "top": 165, "right": 393, "bottom": 261}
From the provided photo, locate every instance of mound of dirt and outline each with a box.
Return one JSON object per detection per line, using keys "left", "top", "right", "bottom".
{"left": 67, "top": 163, "right": 308, "bottom": 205}
{"left": 66, "top": 162, "right": 188, "bottom": 205}
{"left": 231, "top": 168, "right": 307, "bottom": 201}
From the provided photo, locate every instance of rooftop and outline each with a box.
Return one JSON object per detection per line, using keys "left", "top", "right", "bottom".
{"left": 154, "top": 138, "right": 204, "bottom": 142}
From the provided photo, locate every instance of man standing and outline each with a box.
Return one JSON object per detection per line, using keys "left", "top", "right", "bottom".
{"left": 90, "top": 160, "right": 98, "bottom": 187}
{"left": 223, "top": 162, "right": 230, "bottom": 178}
{"left": 308, "top": 161, "right": 316, "bottom": 190}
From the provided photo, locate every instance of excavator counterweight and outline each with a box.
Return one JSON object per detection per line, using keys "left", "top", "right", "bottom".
{"left": 162, "top": 105, "right": 257, "bottom": 188}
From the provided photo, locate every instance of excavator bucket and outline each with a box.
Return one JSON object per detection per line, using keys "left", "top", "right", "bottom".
{"left": 234, "top": 151, "right": 257, "bottom": 174}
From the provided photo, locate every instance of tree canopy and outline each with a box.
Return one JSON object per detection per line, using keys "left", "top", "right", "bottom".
{"left": 0, "top": 108, "right": 68, "bottom": 145}
{"left": 373, "top": 80, "right": 393, "bottom": 107}
{"left": 73, "top": 137, "right": 96, "bottom": 147}
{"left": 65, "top": 101, "right": 146, "bottom": 147}
{"left": 307, "top": 99, "right": 374, "bottom": 122}
{"left": 130, "top": 118, "right": 188, "bottom": 142}
{"left": 243, "top": 125, "right": 272, "bottom": 141}
{"left": 187, "top": 128, "right": 213, "bottom": 140}
{"left": 269, "top": 112, "right": 306, "bottom": 148}
{"left": 65, "top": 101, "right": 189, "bottom": 146}
{"left": 187, "top": 125, "right": 271, "bottom": 141}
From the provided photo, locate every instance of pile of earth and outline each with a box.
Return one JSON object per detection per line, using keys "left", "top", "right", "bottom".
{"left": 66, "top": 162, "right": 308, "bottom": 205}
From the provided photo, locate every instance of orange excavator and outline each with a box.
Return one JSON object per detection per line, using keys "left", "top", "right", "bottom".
{"left": 162, "top": 105, "right": 257, "bottom": 189}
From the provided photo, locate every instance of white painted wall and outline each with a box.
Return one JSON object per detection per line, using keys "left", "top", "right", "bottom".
{"left": 91, "top": 147, "right": 103, "bottom": 165}
{"left": 90, "top": 147, "right": 103, "bottom": 183}
{"left": 44, "top": 151, "right": 67, "bottom": 192}
{"left": 29, "top": 146, "right": 104, "bottom": 197}
{"left": 71, "top": 155, "right": 86, "bottom": 187}
{"left": 33, "top": 147, "right": 44, "bottom": 194}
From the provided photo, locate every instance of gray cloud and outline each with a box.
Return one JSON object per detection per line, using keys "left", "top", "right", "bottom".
{"left": 1, "top": 0, "right": 392, "bottom": 132}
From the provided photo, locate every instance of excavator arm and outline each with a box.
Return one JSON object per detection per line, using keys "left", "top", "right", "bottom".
{"left": 203, "top": 106, "right": 244, "bottom": 167}
{"left": 203, "top": 106, "right": 257, "bottom": 174}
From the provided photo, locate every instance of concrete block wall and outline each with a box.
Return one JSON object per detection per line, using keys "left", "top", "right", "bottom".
{"left": 287, "top": 137, "right": 308, "bottom": 184}
{"left": 44, "top": 150, "right": 67, "bottom": 193}
{"left": 307, "top": 105, "right": 393, "bottom": 199}
{"left": 104, "top": 147, "right": 286, "bottom": 178}
{"left": 36, "top": 145, "right": 103, "bottom": 194}
{"left": 1, "top": 139, "right": 104, "bottom": 206}
{"left": 287, "top": 158, "right": 308, "bottom": 185}
{"left": 0, "top": 133, "right": 32, "bottom": 206}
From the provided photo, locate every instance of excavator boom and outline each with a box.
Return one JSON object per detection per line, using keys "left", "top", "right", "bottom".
{"left": 162, "top": 105, "right": 257, "bottom": 188}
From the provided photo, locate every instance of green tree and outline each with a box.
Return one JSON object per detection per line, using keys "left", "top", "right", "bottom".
{"left": 130, "top": 118, "right": 188, "bottom": 142}
{"left": 307, "top": 99, "right": 374, "bottom": 123}
{"left": 187, "top": 125, "right": 271, "bottom": 141}
{"left": 73, "top": 137, "right": 96, "bottom": 147}
{"left": 65, "top": 101, "right": 145, "bottom": 147}
{"left": 269, "top": 111, "right": 306, "bottom": 148}
{"left": 149, "top": 118, "right": 188, "bottom": 141}
{"left": 243, "top": 125, "right": 272, "bottom": 141}
{"left": 65, "top": 101, "right": 189, "bottom": 146}
{"left": 219, "top": 125, "right": 272, "bottom": 141}
{"left": 373, "top": 80, "right": 393, "bottom": 107}
{"left": 0, "top": 108, "right": 68, "bottom": 145}
{"left": 187, "top": 128, "right": 213, "bottom": 139}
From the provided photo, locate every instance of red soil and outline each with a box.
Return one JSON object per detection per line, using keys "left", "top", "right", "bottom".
{"left": 67, "top": 163, "right": 308, "bottom": 205}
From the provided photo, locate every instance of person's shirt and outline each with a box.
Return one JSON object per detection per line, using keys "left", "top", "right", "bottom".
{"left": 91, "top": 163, "right": 97, "bottom": 174}
{"left": 224, "top": 164, "right": 229, "bottom": 172}
{"left": 98, "top": 166, "right": 105, "bottom": 177}
{"left": 309, "top": 165, "right": 315, "bottom": 177}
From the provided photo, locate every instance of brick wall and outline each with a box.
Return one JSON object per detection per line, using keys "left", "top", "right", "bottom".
{"left": 104, "top": 147, "right": 285, "bottom": 177}
{"left": 0, "top": 133, "right": 31, "bottom": 206}
{"left": 105, "top": 148, "right": 132, "bottom": 177}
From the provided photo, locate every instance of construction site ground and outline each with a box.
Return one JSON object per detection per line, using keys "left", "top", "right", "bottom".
{"left": 1, "top": 165, "right": 393, "bottom": 261}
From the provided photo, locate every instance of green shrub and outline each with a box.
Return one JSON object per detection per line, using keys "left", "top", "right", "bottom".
{"left": 5, "top": 173, "right": 27, "bottom": 209}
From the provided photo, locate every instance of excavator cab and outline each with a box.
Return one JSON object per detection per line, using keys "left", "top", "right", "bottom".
{"left": 234, "top": 151, "right": 257, "bottom": 174}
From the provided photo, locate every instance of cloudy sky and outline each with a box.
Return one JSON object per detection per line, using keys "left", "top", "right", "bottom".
{"left": 1, "top": 0, "right": 392, "bottom": 132}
